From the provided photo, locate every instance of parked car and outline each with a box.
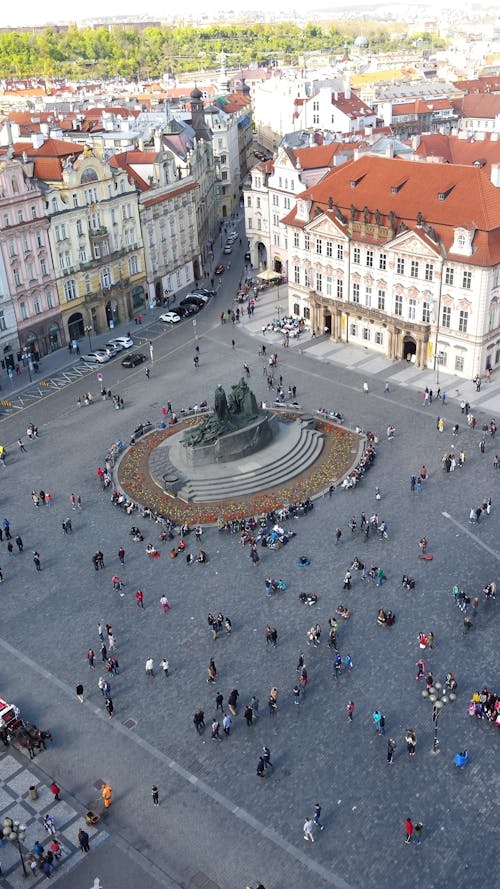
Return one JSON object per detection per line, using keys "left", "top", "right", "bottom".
{"left": 191, "top": 288, "right": 216, "bottom": 297}
{"left": 102, "top": 342, "right": 121, "bottom": 356}
{"left": 175, "top": 304, "right": 197, "bottom": 317}
{"left": 110, "top": 336, "right": 134, "bottom": 349}
{"left": 223, "top": 245, "right": 233, "bottom": 254}
{"left": 80, "top": 352, "right": 111, "bottom": 364}
{"left": 179, "top": 298, "right": 202, "bottom": 312}
{"left": 215, "top": 264, "right": 225, "bottom": 275}
{"left": 159, "top": 311, "right": 181, "bottom": 324}
{"left": 227, "top": 233, "right": 238, "bottom": 243}
{"left": 121, "top": 352, "right": 146, "bottom": 367}
{"left": 181, "top": 296, "right": 206, "bottom": 309}
{"left": 186, "top": 291, "right": 208, "bottom": 302}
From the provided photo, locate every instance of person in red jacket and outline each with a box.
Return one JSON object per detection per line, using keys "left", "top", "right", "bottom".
{"left": 405, "top": 817, "right": 414, "bottom": 844}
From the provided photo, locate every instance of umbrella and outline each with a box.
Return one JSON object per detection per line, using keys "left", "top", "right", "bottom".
{"left": 257, "top": 269, "right": 281, "bottom": 281}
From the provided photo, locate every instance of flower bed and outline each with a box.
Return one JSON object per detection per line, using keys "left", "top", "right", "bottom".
{"left": 117, "top": 417, "right": 360, "bottom": 525}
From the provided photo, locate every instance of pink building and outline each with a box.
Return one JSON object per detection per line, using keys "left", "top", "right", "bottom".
{"left": 0, "top": 156, "right": 63, "bottom": 357}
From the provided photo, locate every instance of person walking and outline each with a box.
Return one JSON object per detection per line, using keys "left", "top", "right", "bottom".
{"left": 193, "top": 709, "right": 205, "bottom": 734}
{"left": 207, "top": 658, "right": 217, "bottom": 683}
{"left": 414, "top": 822, "right": 423, "bottom": 845}
{"left": 387, "top": 738, "right": 396, "bottom": 764}
{"left": 118, "top": 547, "right": 125, "bottom": 565}
{"left": 160, "top": 595, "right": 170, "bottom": 613}
{"left": 78, "top": 829, "right": 90, "bottom": 853}
{"left": 372, "top": 710, "right": 385, "bottom": 734}
{"left": 17, "top": 438, "right": 26, "bottom": 453}
{"left": 406, "top": 729, "right": 417, "bottom": 757}
{"left": 75, "top": 682, "right": 84, "bottom": 703}
{"left": 216, "top": 691, "right": 224, "bottom": 713}
{"left": 33, "top": 551, "right": 41, "bottom": 571}
{"left": 49, "top": 780, "right": 61, "bottom": 801}
{"left": 160, "top": 657, "right": 169, "bottom": 677}
{"left": 303, "top": 817, "right": 316, "bottom": 842}
{"left": 145, "top": 367, "right": 150, "bottom": 381}
{"left": 262, "top": 746, "right": 272, "bottom": 769}
{"left": 211, "top": 719, "right": 221, "bottom": 741}
{"left": 145, "top": 657, "right": 154, "bottom": 678}
{"left": 151, "top": 785, "right": 159, "bottom": 807}
{"left": 222, "top": 713, "right": 232, "bottom": 735}
{"left": 15, "top": 535, "right": 23, "bottom": 552}
{"left": 105, "top": 697, "right": 114, "bottom": 719}
{"left": 405, "top": 817, "right": 414, "bottom": 844}
{"left": 87, "top": 649, "right": 95, "bottom": 670}
{"left": 136, "top": 589, "right": 144, "bottom": 609}
{"left": 347, "top": 700, "right": 355, "bottom": 721}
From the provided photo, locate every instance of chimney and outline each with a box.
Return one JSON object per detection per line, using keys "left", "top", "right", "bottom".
{"left": 491, "top": 163, "right": 500, "bottom": 188}
{"left": 31, "top": 133, "right": 45, "bottom": 149}
{"left": 40, "top": 122, "right": 49, "bottom": 136}
{"left": 154, "top": 130, "right": 162, "bottom": 153}
{"left": 6, "top": 119, "right": 13, "bottom": 146}
{"left": 344, "top": 75, "right": 351, "bottom": 100}
{"left": 411, "top": 134, "right": 421, "bottom": 150}
{"left": 385, "top": 141, "right": 394, "bottom": 158}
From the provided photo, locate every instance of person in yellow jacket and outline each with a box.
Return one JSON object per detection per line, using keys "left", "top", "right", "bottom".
{"left": 101, "top": 783, "right": 112, "bottom": 808}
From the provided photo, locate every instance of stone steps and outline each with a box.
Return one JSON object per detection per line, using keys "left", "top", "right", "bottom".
{"left": 177, "top": 424, "right": 324, "bottom": 501}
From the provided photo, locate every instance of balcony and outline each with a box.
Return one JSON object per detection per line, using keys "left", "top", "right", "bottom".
{"left": 89, "top": 227, "right": 108, "bottom": 238}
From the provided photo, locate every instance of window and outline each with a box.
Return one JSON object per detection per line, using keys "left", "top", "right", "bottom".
{"left": 337, "top": 279, "right": 343, "bottom": 300}
{"left": 442, "top": 306, "right": 451, "bottom": 328}
{"left": 304, "top": 234, "right": 310, "bottom": 251}
{"left": 33, "top": 296, "right": 41, "bottom": 315}
{"left": 3, "top": 214, "right": 10, "bottom": 227}
{"left": 22, "top": 235, "right": 29, "bottom": 253}
{"left": 375, "top": 331, "right": 383, "bottom": 345}
{"left": 462, "top": 271, "right": 472, "bottom": 290}
{"left": 425, "top": 263, "right": 434, "bottom": 282}
{"left": 28, "top": 263, "right": 35, "bottom": 281}
{"left": 444, "top": 267, "right": 454, "bottom": 285}
{"left": 31, "top": 206, "right": 37, "bottom": 219}
{"left": 73, "top": 194, "right": 79, "bottom": 208}
{"left": 362, "top": 327, "right": 370, "bottom": 341}
{"left": 93, "top": 244, "right": 101, "bottom": 260}
{"left": 7, "top": 240, "right": 16, "bottom": 258}
{"left": 79, "top": 247, "right": 88, "bottom": 263}
{"left": 303, "top": 307, "right": 310, "bottom": 320}
{"left": 55, "top": 224, "right": 67, "bottom": 242}
{"left": 84, "top": 274, "right": 91, "bottom": 294}
{"left": 353, "top": 246, "right": 360, "bottom": 264}
{"left": 408, "top": 298, "right": 416, "bottom": 320}
{"left": 273, "top": 214, "right": 279, "bottom": 227}
{"left": 46, "top": 290, "right": 54, "bottom": 309}
{"left": 36, "top": 230, "right": 43, "bottom": 248}
{"left": 20, "top": 301, "right": 28, "bottom": 319}
{"left": 337, "top": 244, "right": 343, "bottom": 260}
{"left": 379, "top": 253, "right": 386, "bottom": 270}
{"left": 0, "top": 311, "right": 6, "bottom": 331}
{"left": 396, "top": 257, "right": 405, "bottom": 275}
{"left": 316, "top": 239, "right": 322, "bottom": 255}
{"left": 294, "top": 266, "right": 300, "bottom": 284}
{"left": 410, "top": 260, "right": 419, "bottom": 279}
{"left": 377, "top": 289, "right": 385, "bottom": 311}
{"left": 395, "top": 294, "right": 402, "bottom": 316}
{"left": 455, "top": 355, "right": 464, "bottom": 372}
{"left": 365, "top": 286, "right": 372, "bottom": 308}
{"left": 76, "top": 219, "right": 83, "bottom": 236}
{"left": 257, "top": 220, "right": 261, "bottom": 231}
{"left": 17, "top": 209, "right": 24, "bottom": 223}
{"left": 272, "top": 194, "right": 279, "bottom": 206}
{"left": 40, "top": 258, "right": 47, "bottom": 276}
{"left": 313, "top": 115, "right": 319, "bottom": 125}
{"left": 366, "top": 249, "right": 373, "bottom": 268}
{"left": 459, "top": 310, "right": 468, "bottom": 333}
{"left": 293, "top": 303, "right": 300, "bottom": 315}
{"left": 304, "top": 269, "right": 311, "bottom": 288}
{"left": 316, "top": 273, "right": 322, "bottom": 292}
{"left": 256, "top": 197, "right": 260, "bottom": 209}
{"left": 64, "top": 279, "right": 77, "bottom": 301}
{"left": 101, "top": 268, "right": 111, "bottom": 289}
{"left": 326, "top": 241, "right": 333, "bottom": 258}
{"left": 247, "top": 196, "right": 252, "bottom": 207}
{"left": 129, "top": 255, "right": 139, "bottom": 275}
{"left": 353, "top": 283, "right": 360, "bottom": 303}
{"left": 247, "top": 217, "right": 252, "bottom": 230}
{"left": 293, "top": 232, "right": 299, "bottom": 248}
{"left": 13, "top": 269, "right": 21, "bottom": 287}
{"left": 59, "top": 252, "right": 71, "bottom": 270}
{"left": 350, "top": 323, "right": 358, "bottom": 337}
{"left": 326, "top": 276, "right": 332, "bottom": 296}
{"left": 422, "top": 302, "right": 430, "bottom": 323}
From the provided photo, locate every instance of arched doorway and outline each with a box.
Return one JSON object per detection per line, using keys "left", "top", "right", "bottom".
{"left": 105, "top": 299, "right": 119, "bottom": 327}
{"left": 3, "top": 344, "right": 14, "bottom": 370}
{"left": 222, "top": 205, "right": 227, "bottom": 218}
{"left": 68, "top": 312, "right": 84, "bottom": 342}
{"left": 24, "top": 333, "right": 39, "bottom": 359}
{"left": 48, "top": 323, "right": 61, "bottom": 352}
{"left": 274, "top": 257, "right": 282, "bottom": 274}
{"left": 132, "top": 286, "right": 145, "bottom": 310}
{"left": 257, "top": 242, "right": 267, "bottom": 270}
{"left": 403, "top": 334, "right": 417, "bottom": 363}
{"left": 324, "top": 313, "right": 332, "bottom": 335}
{"left": 154, "top": 281, "right": 163, "bottom": 306}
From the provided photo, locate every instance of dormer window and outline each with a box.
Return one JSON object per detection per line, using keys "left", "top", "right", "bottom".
{"left": 451, "top": 227, "right": 474, "bottom": 257}
{"left": 296, "top": 199, "right": 310, "bottom": 223}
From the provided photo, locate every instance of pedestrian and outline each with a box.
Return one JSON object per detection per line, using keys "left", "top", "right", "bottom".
{"left": 387, "top": 738, "right": 396, "bottom": 764}
{"left": 17, "top": 438, "right": 26, "bottom": 453}
{"left": 303, "top": 817, "right": 316, "bottom": 842}
{"left": 151, "top": 785, "right": 159, "bottom": 807}
{"left": 293, "top": 684, "right": 301, "bottom": 705}
{"left": 136, "top": 589, "right": 144, "bottom": 608}
{"left": 222, "top": 713, "right": 232, "bottom": 735}
{"left": 405, "top": 818, "right": 414, "bottom": 844}
{"left": 118, "top": 547, "right": 125, "bottom": 565}
{"left": 268, "top": 687, "right": 278, "bottom": 716}
{"left": 216, "top": 691, "right": 224, "bottom": 712}
{"left": 7, "top": 541, "right": 13, "bottom": 556}
{"left": 207, "top": 658, "right": 217, "bottom": 683}
{"left": 70, "top": 493, "right": 76, "bottom": 510}
{"left": 145, "top": 368, "right": 150, "bottom": 380}
{"left": 363, "top": 381, "right": 368, "bottom": 394}
{"left": 313, "top": 803, "right": 324, "bottom": 830}
{"left": 145, "top": 657, "right": 154, "bottom": 678}
{"left": 105, "top": 697, "right": 114, "bottom": 719}
{"left": 256, "top": 757, "right": 266, "bottom": 778}
{"left": 427, "top": 631, "right": 434, "bottom": 649}
{"left": 49, "top": 838, "right": 62, "bottom": 860}
{"left": 193, "top": 709, "right": 205, "bottom": 734}
{"left": 49, "top": 780, "right": 61, "bottom": 801}
{"left": 160, "top": 657, "right": 169, "bottom": 677}
{"left": 160, "top": 594, "right": 170, "bottom": 613}
{"left": 244, "top": 705, "right": 254, "bottom": 726}
{"left": 75, "top": 682, "right": 84, "bottom": 703}
{"left": 416, "top": 658, "right": 425, "bottom": 680}
{"left": 347, "top": 700, "right": 355, "bottom": 721}
{"left": 33, "top": 550, "right": 41, "bottom": 571}
{"left": 335, "top": 527, "right": 342, "bottom": 544}
{"left": 211, "top": 719, "right": 221, "bottom": 741}
{"left": 406, "top": 729, "right": 417, "bottom": 756}
{"left": 262, "top": 746, "right": 272, "bottom": 768}
{"left": 414, "top": 822, "right": 423, "bottom": 844}
{"left": 344, "top": 654, "right": 353, "bottom": 673}
{"left": 78, "top": 829, "right": 90, "bottom": 853}
{"left": 100, "top": 642, "right": 107, "bottom": 662}
{"left": 15, "top": 535, "right": 23, "bottom": 552}
{"left": 372, "top": 710, "right": 385, "bottom": 734}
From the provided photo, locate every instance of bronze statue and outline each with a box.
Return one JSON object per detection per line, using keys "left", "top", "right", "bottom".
{"left": 183, "top": 379, "right": 261, "bottom": 448}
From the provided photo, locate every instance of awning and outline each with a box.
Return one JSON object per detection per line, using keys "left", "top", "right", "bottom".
{"left": 257, "top": 269, "right": 281, "bottom": 281}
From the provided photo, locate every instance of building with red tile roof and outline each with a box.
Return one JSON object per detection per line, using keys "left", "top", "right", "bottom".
{"left": 279, "top": 154, "right": 500, "bottom": 378}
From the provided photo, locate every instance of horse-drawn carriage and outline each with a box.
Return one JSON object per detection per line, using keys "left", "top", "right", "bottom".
{"left": 0, "top": 697, "right": 52, "bottom": 759}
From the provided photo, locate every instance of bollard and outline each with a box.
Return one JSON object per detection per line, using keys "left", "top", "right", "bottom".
{"left": 29, "top": 786, "right": 38, "bottom": 800}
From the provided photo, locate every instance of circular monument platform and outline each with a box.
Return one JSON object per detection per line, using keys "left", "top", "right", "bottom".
{"left": 117, "top": 379, "right": 363, "bottom": 523}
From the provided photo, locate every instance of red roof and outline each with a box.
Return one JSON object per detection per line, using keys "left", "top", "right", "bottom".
{"left": 453, "top": 76, "right": 500, "bottom": 94}
{"left": 415, "top": 133, "right": 500, "bottom": 173}
{"left": 392, "top": 97, "right": 454, "bottom": 116}
{"left": 281, "top": 155, "right": 500, "bottom": 265}
{"left": 453, "top": 93, "right": 500, "bottom": 119}
{"left": 332, "top": 92, "right": 374, "bottom": 119}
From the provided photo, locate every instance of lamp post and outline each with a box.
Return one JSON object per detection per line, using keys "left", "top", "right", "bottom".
{"left": 22, "top": 350, "right": 32, "bottom": 384}
{"left": 3, "top": 818, "right": 27, "bottom": 877}
{"left": 422, "top": 680, "right": 455, "bottom": 754}
{"left": 85, "top": 325, "right": 93, "bottom": 352}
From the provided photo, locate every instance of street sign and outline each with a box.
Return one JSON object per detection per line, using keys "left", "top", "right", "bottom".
{"left": 192, "top": 319, "right": 197, "bottom": 327}
{"left": 96, "top": 373, "right": 103, "bottom": 382}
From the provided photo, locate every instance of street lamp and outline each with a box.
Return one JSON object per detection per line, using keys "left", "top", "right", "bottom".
{"left": 22, "top": 350, "right": 32, "bottom": 383}
{"left": 3, "top": 818, "right": 27, "bottom": 877}
{"left": 85, "top": 325, "right": 93, "bottom": 352}
{"left": 422, "top": 679, "right": 455, "bottom": 754}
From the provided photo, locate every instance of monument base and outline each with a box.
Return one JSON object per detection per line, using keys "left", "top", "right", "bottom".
{"left": 183, "top": 413, "right": 279, "bottom": 466}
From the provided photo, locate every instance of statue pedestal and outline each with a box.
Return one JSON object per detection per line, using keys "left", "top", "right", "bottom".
{"left": 183, "top": 413, "right": 278, "bottom": 466}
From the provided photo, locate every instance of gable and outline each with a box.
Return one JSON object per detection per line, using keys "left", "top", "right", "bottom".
{"left": 385, "top": 229, "right": 440, "bottom": 257}
{"left": 304, "top": 213, "right": 348, "bottom": 240}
